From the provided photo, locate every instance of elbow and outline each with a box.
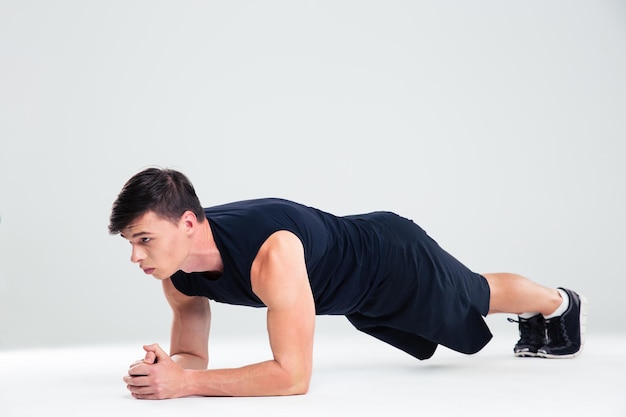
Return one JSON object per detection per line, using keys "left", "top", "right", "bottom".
{"left": 277, "top": 369, "right": 311, "bottom": 396}
{"left": 171, "top": 352, "right": 208, "bottom": 370}
{"left": 284, "top": 378, "right": 310, "bottom": 396}
{"left": 291, "top": 373, "right": 311, "bottom": 395}
{"left": 298, "top": 383, "right": 310, "bottom": 395}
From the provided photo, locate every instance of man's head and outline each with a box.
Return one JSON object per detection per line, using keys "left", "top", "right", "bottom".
{"left": 109, "top": 168, "right": 206, "bottom": 279}
{"left": 109, "top": 167, "right": 205, "bottom": 236}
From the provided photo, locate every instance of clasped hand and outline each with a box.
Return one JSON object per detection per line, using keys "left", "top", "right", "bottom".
{"left": 123, "top": 343, "right": 186, "bottom": 400}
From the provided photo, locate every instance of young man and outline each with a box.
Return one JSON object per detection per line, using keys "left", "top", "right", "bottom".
{"left": 110, "top": 168, "right": 587, "bottom": 400}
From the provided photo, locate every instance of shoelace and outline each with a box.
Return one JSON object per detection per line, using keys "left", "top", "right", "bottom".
{"left": 544, "top": 317, "right": 570, "bottom": 346}
{"left": 507, "top": 317, "right": 545, "bottom": 345}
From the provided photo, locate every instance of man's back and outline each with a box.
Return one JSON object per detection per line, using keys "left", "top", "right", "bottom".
{"left": 171, "top": 198, "right": 393, "bottom": 314}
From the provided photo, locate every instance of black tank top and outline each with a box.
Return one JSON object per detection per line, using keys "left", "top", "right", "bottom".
{"left": 170, "top": 198, "right": 390, "bottom": 315}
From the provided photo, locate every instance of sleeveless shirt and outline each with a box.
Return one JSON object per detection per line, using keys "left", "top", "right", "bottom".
{"left": 171, "top": 198, "right": 389, "bottom": 315}
{"left": 170, "top": 198, "right": 492, "bottom": 356}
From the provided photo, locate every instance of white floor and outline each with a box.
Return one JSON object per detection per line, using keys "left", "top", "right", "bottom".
{"left": 1, "top": 331, "right": 624, "bottom": 417}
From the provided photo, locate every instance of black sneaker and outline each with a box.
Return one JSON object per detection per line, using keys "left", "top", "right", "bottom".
{"left": 538, "top": 287, "right": 588, "bottom": 358}
{"left": 507, "top": 314, "right": 546, "bottom": 357}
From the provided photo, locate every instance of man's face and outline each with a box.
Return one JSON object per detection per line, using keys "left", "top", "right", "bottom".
{"left": 120, "top": 211, "right": 188, "bottom": 280}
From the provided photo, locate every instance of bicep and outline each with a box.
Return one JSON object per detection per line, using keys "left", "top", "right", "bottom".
{"left": 251, "top": 231, "right": 316, "bottom": 379}
{"left": 266, "top": 297, "right": 315, "bottom": 377}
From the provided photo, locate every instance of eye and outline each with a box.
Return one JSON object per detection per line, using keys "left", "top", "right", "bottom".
{"left": 141, "top": 237, "right": 152, "bottom": 243}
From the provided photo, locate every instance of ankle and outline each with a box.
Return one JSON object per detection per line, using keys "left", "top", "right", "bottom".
{"left": 543, "top": 288, "right": 569, "bottom": 318}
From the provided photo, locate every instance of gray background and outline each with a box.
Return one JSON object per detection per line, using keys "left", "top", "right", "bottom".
{"left": 1, "top": 0, "right": 624, "bottom": 350}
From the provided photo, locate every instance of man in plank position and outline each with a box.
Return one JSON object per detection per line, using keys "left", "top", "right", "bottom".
{"left": 110, "top": 168, "right": 587, "bottom": 399}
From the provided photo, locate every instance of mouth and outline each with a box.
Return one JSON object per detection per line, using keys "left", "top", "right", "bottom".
{"left": 142, "top": 267, "right": 155, "bottom": 275}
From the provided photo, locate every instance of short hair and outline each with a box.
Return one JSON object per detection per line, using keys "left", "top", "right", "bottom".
{"left": 109, "top": 167, "right": 205, "bottom": 235}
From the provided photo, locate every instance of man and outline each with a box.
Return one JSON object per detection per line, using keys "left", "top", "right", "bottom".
{"left": 110, "top": 168, "right": 587, "bottom": 400}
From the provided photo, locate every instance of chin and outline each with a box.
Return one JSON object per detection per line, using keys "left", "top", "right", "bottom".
{"left": 151, "top": 272, "right": 168, "bottom": 280}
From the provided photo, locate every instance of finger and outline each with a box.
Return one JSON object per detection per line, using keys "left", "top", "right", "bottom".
{"left": 128, "top": 363, "right": 149, "bottom": 377}
{"left": 144, "top": 350, "right": 156, "bottom": 364}
{"left": 131, "top": 392, "right": 156, "bottom": 400}
{"left": 124, "top": 375, "right": 150, "bottom": 386}
{"left": 128, "top": 383, "right": 154, "bottom": 396}
{"left": 143, "top": 343, "right": 170, "bottom": 363}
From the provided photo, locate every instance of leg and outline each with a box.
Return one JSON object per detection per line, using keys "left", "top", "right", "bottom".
{"left": 482, "top": 272, "right": 562, "bottom": 316}
{"left": 484, "top": 272, "right": 588, "bottom": 358}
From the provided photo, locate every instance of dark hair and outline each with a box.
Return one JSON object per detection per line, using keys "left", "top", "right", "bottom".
{"left": 108, "top": 167, "right": 205, "bottom": 235}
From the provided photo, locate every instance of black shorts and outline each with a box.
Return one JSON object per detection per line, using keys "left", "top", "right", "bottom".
{"left": 346, "top": 213, "right": 492, "bottom": 359}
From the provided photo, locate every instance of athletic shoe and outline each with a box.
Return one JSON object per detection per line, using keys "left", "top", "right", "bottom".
{"left": 508, "top": 314, "right": 546, "bottom": 357}
{"left": 538, "top": 287, "right": 588, "bottom": 358}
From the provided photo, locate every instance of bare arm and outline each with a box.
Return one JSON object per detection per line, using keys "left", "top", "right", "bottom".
{"left": 123, "top": 278, "right": 211, "bottom": 399}
{"left": 163, "top": 278, "right": 211, "bottom": 370}
{"left": 125, "top": 231, "right": 316, "bottom": 398}
{"left": 184, "top": 230, "right": 316, "bottom": 396}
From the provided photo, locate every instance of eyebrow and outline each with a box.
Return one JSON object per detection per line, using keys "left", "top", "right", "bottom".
{"left": 120, "top": 231, "right": 152, "bottom": 239}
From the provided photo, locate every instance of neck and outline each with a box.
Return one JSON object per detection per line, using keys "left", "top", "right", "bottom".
{"left": 181, "top": 219, "right": 223, "bottom": 274}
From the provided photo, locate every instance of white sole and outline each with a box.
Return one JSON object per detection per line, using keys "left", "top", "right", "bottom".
{"left": 514, "top": 353, "right": 539, "bottom": 358}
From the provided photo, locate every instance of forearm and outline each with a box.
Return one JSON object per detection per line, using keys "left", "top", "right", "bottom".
{"left": 184, "top": 359, "right": 310, "bottom": 397}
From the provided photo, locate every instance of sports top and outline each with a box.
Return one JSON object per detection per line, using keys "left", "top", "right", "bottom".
{"left": 171, "top": 198, "right": 492, "bottom": 358}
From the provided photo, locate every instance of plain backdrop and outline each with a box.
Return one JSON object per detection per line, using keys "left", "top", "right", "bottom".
{"left": 1, "top": 0, "right": 625, "bottom": 351}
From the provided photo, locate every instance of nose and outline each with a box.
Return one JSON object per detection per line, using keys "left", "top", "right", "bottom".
{"left": 130, "top": 244, "right": 145, "bottom": 264}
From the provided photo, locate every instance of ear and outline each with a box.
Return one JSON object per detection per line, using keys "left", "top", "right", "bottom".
{"left": 180, "top": 210, "right": 198, "bottom": 234}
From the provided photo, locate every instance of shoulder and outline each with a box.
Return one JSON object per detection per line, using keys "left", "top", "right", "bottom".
{"left": 250, "top": 230, "right": 310, "bottom": 307}
{"left": 205, "top": 199, "right": 311, "bottom": 233}
{"left": 254, "top": 230, "right": 304, "bottom": 269}
{"left": 205, "top": 198, "right": 300, "bottom": 213}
